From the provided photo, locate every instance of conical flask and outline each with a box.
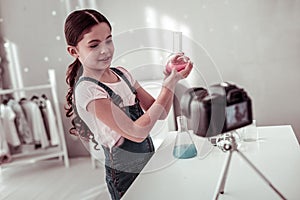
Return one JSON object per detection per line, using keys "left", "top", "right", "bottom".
{"left": 173, "top": 115, "right": 197, "bottom": 159}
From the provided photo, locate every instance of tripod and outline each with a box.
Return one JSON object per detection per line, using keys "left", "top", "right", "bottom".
{"left": 213, "top": 132, "right": 287, "bottom": 200}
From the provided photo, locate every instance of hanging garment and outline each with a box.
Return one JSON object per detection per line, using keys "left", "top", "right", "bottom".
{"left": 0, "top": 103, "right": 22, "bottom": 154}
{"left": 7, "top": 99, "right": 33, "bottom": 144}
{"left": 20, "top": 99, "right": 49, "bottom": 148}
{"left": 40, "top": 95, "right": 60, "bottom": 146}
{"left": 37, "top": 96, "right": 51, "bottom": 141}
{"left": 0, "top": 118, "right": 12, "bottom": 164}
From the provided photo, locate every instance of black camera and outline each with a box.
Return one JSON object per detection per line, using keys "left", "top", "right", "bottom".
{"left": 180, "top": 82, "right": 253, "bottom": 137}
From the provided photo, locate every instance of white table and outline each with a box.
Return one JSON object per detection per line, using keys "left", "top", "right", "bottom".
{"left": 122, "top": 125, "right": 300, "bottom": 200}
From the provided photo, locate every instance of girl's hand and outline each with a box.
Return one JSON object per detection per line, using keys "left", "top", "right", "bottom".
{"left": 177, "top": 60, "right": 193, "bottom": 78}
{"left": 163, "top": 59, "right": 193, "bottom": 92}
{"left": 165, "top": 53, "right": 190, "bottom": 73}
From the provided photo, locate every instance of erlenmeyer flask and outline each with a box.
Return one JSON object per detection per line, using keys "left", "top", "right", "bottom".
{"left": 173, "top": 115, "right": 197, "bottom": 159}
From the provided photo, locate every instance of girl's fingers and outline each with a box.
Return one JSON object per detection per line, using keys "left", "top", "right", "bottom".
{"left": 180, "top": 61, "right": 193, "bottom": 78}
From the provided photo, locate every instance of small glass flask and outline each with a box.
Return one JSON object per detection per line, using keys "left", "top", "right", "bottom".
{"left": 173, "top": 115, "right": 198, "bottom": 159}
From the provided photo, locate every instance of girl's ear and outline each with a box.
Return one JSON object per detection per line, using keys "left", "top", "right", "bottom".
{"left": 67, "top": 46, "right": 79, "bottom": 58}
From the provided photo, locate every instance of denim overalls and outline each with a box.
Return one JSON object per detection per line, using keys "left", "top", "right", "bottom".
{"left": 78, "top": 68, "right": 155, "bottom": 200}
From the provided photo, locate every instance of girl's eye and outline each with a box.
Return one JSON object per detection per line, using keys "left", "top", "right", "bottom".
{"left": 90, "top": 44, "right": 98, "bottom": 48}
{"left": 106, "top": 38, "right": 113, "bottom": 44}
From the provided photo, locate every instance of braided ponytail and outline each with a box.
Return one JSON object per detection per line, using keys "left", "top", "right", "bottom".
{"left": 65, "top": 58, "right": 80, "bottom": 118}
{"left": 65, "top": 58, "right": 100, "bottom": 150}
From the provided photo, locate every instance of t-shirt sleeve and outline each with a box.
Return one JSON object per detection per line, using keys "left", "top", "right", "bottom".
{"left": 116, "top": 66, "right": 137, "bottom": 87}
{"left": 75, "top": 81, "right": 109, "bottom": 112}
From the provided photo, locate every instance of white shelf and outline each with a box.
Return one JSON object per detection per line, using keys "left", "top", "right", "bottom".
{"left": 1, "top": 147, "right": 64, "bottom": 168}
{"left": 0, "top": 84, "right": 52, "bottom": 95}
{"left": 0, "top": 69, "right": 69, "bottom": 169}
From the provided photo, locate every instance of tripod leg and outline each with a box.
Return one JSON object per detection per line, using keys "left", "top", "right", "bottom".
{"left": 235, "top": 149, "right": 287, "bottom": 200}
{"left": 213, "top": 150, "right": 233, "bottom": 200}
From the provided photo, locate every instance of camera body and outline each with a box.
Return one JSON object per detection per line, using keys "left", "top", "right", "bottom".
{"left": 180, "top": 82, "right": 253, "bottom": 137}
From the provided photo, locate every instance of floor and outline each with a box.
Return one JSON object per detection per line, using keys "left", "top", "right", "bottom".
{"left": 0, "top": 157, "right": 111, "bottom": 200}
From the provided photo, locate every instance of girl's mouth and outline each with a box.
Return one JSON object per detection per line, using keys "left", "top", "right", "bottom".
{"left": 99, "top": 57, "right": 111, "bottom": 62}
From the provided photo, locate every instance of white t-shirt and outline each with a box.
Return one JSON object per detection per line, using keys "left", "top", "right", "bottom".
{"left": 75, "top": 67, "right": 137, "bottom": 149}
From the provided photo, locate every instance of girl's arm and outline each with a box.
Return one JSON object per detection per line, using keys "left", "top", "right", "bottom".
{"left": 87, "top": 62, "right": 193, "bottom": 143}
{"left": 134, "top": 82, "right": 155, "bottom": 112}
{"left": 134, "top": 82, "right": 172, "bottom": 120}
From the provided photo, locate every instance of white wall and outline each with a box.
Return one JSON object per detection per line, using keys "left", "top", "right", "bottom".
{"left": 0, "top": 0, "right": 299, "bottom": 156}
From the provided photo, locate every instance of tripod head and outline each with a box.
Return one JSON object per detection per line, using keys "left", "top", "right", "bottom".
{"left": 210, "top": 131, "right": 240, "bottom": 152}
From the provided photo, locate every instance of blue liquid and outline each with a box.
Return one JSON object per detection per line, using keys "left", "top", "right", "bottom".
{"left": 173, "top": 144, "right": 197, "bottom": 159}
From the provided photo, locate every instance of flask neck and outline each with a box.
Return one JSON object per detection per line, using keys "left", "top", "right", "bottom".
{"left": 177, "top": 116, "right": 188, "bottom": 132}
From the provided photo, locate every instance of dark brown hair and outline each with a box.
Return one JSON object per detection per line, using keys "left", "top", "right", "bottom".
{"left": 64, "top": 9, "right": 112, "bottom": 150}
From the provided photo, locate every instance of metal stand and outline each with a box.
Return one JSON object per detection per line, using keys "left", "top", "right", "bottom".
{"left": 213, "top": 133, "right": 287, "bottom": 200}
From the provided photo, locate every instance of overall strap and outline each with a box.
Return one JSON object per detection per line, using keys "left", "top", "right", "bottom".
{"left": 76, "top": 77, "right": 123, "bottom": 106}
{"left": 110, "top": 67, "right": 137, "bottom": 94}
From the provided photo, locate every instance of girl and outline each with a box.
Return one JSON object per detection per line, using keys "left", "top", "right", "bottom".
{"left": 64, "top": 9, "right": 193, "bottom": 200}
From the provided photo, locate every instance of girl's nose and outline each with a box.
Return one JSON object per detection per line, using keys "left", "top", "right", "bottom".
{"left": 99, "top": 45, "right": 108, "bottom": 55}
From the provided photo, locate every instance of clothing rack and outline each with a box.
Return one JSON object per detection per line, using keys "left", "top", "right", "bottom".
{"left": 0, "top": 69, "right": 69, "bottom": 168}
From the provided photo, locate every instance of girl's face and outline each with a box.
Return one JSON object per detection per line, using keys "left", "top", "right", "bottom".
{"left": 70, "top": 22, "right": 114, "bottom": 71}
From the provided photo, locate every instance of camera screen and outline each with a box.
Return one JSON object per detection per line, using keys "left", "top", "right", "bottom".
{"left": 225, "top": 102, "right": 249, "bottom": 130}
